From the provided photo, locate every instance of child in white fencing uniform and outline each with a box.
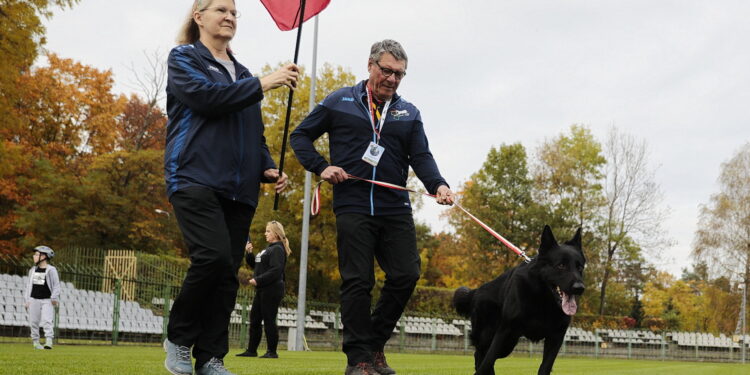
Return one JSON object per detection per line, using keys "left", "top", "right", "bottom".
{"left": 23, "top": 246, "right": 61, "bottom": 349}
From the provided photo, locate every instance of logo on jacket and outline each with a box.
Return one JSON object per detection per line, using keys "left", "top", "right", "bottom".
{"left": 341, "top": 97, "right": 354, "bottom": 102}
{"left": 208, "top": 65, "right": 221, "bottom": 73}
{"left": 389, "top": 109, "right": 410, "bottom": 119}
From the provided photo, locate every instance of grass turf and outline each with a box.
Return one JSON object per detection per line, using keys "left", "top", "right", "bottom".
{"left": 0, "top": 343, "right": 748, "bottom": 374}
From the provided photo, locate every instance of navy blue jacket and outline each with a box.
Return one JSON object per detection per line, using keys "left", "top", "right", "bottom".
{"left": 246, "top": 242, "right": 286, "bottom": 289}
{"left": 164, "top": 41, "right": 276, "bottom": 207}
{"left": 290, "top": 80, "right": 448, "bottom": 216}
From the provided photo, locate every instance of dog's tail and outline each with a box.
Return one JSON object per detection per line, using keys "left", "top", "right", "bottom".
{"left": 453, "top": 286, "right": 475, "bottom": 317}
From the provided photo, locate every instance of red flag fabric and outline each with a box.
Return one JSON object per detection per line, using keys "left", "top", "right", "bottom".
{"left": 260, "top": 0, "right": 331, "bottom": 31}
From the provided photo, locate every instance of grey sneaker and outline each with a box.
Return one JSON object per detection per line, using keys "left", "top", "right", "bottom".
{"left": 372, "top": 352, "right": 396, "bottom": 375}
{"left": 164, "top": 339, "right": 193, "bottom": 375}
{"left": 196, "top": 358, "right": 236, "bottom": 375}
{"left": 32, "top": 341, "right": 44, "bottom": 350}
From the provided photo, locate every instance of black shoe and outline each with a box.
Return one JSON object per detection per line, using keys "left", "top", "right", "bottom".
{"left": 43, "top": 345, "right": 52, "bottom": 350}
{"left": 372, "top": 352, "right": 396, "bottom": 375}
{"left": 344, "top": 362, "right": 377, "bottom": 375}
{"left": 235, "top": 350, "right": 257, "bottom": 357}
{"left": 259, "top": 352, "right": 278, "bottom": 358}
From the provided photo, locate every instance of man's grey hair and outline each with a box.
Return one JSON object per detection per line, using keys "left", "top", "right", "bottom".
{"left": 369, "top": 39, "right": 408, "bottom": 67}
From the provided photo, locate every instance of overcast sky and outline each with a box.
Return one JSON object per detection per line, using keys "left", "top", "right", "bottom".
{"left": 42, "top": 0, "right": 749, "bottom": 277}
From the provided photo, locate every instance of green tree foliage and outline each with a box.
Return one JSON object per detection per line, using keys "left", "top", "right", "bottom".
{"left": 446, "top": 143, "right": 545, "bottom": 287}
{"left": 15, "top": 149, "right": 176, "bottom": 251}
{"left": 533, "top": 124, "right": 606, "bottom": 229}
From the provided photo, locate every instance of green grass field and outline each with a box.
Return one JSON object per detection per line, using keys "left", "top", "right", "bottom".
{"left": 0, "top": 343, "right": 748, "bottom": 374}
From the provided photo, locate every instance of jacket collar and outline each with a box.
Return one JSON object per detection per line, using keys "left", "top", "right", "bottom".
{"left": 193, "top": 40, "right": 251, "bottom": 77}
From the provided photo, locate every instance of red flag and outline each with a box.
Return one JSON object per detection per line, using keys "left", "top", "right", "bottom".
{"left": 260, "top": 0, "right": 331, "bottom": 31}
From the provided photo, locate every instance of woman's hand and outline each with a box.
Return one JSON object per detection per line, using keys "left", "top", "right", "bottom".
{"left": 249, "top": 279, "right": 257, "bottom": 286}
{"left": 260, "top": 63, "right": 299, "bottom": 92}
{"left": 264, "top": 169, "right": 289, "bottom": 193}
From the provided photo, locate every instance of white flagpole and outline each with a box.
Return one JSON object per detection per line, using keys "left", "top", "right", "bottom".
{"left": 294, "top": 14, "right": 319, "bottom": 352}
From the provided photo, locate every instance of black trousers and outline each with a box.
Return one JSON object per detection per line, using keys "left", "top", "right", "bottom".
{"left": 168, "top": 187, "right": 255, "bottom": 368}
{"left": 247, "top": 283, "right": 284, "bottom": 353}
{"left": 336, "top": 213, "right": 421, "bottom": 365}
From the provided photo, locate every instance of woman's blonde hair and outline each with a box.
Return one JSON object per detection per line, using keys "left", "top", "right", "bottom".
{"left": 267, "top": 221, "right": 292, "bottom": 256}
{"left": 176, "top": 0, "right": 236, "bottom": 45}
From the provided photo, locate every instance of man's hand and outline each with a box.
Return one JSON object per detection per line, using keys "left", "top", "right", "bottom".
{"left": 264, "top": 169, "right": 288, "bottom": 193}
{"left": 435, "top": 185, "right": 455, "bottom": 205}
{"left": 321, "top": 166, "right": 348, "bottom": 184}
{"left": 245, "top": 242, "right": 253, "bottom": 254}
{"left": 51, "top": 300, "right": 59, "bottom": 307}
{"left": 260, "top": 63, "right": 299, "bottom": 92}
{"left": 249, "top": 279, "right": 257, "bottom": 286}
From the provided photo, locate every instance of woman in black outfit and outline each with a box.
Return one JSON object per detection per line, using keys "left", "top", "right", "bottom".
{"left": 237, "top": 221, "right": 291, "bottom": 359}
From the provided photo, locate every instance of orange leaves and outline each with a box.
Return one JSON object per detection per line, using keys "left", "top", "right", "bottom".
{"left": 14, "top": 53, "right": 126, "bottom": 162}
{"left": 118, "top": 94, "right": 167, "bottom": 151}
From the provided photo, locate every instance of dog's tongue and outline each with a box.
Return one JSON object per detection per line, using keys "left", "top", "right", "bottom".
{"left": 561, "top": 292, "right": 577, "bottom": 316}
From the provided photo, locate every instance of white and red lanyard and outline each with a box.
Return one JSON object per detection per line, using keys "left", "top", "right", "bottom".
{"left": 366, "top": 86, "right": 391, "bottom": 144}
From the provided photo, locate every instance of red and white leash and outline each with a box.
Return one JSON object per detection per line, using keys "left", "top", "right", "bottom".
{"left": 311, "top": 175, "right": 532, "bottom": 263}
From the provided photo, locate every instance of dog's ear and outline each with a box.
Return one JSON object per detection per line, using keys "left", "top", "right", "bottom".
{"left": 565, "top": 227, "right": 582, "bottom": 251}
{"left": 539, "top": 225, "right": 558, "bottom": 253}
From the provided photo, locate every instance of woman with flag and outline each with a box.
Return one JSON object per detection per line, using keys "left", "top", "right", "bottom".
{"left": 162, "top": 1, "right": 298, "bottom": 374}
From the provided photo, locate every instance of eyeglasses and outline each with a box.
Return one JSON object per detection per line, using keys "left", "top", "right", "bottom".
{"left": 200, "top": 6, "right": 241, "bottom": 19}
{"left": 375, "top": 61, "right": 406, "bottom": 80}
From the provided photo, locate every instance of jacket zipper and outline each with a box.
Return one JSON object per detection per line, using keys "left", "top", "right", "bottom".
{"left": 357, "top": 85, "right": 400, "bottom": 216}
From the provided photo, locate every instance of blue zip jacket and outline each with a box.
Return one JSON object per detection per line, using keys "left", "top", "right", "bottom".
{"left": 164, "top": 41, "right": 276, "bottom": 206}
{"left": 290, "top": 80, "right": 448, "bottom": 216}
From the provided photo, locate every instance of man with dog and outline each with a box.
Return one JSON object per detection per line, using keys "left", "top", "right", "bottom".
{"left": 290, "top": 39, "right": 455, "bottom": 375}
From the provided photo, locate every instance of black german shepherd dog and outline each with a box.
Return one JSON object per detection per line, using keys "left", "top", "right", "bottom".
{"left": 453, "top": 225, "right": 585, "bottom": 375}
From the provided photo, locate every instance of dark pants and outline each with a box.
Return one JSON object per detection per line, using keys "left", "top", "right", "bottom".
{"left": 247, "top": 283, "right": 284, "bottom": 353}
{"left": 168, "top": 187, "right": 255, "bottom": 368}
{"left": 336, "top": 213, "right": 421, "bottom": 365}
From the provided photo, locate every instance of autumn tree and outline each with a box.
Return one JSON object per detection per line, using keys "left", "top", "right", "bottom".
{"left": 15, "top": 149, "right": 178, "bottom": 251}
{"left": 14, "top": 54, "right": 126, "bottom": 164}
{"left": 532, "top": 125, "right": 607, "bottom": 314}
{"left": 1, "top": 1, "right": 79, "bottom": 254}
{"left": 418, "top": 232, "right": 464, "bottom": 288}
{"left": 533, "top": 125, "right": 607, "bottom": 230}
{"left": 2, "top": 53, "right": 125, "bottom": 254}
{"left": 598, "top": 127, "right": 670, "bottom": 315}
{"left": 642, "top": 265, "right": 741, "bottom": 333}
{"left": 447, "top": 143, "right": 545, "bottom": 286}
{"left": 0, "top": 0, "right": 79, "bottom": 136}
{"left": 118, "top": 94, "right": 166, "bottom": 151}
{"left": 693, "top": 142, "right": 750, "bottom": 331}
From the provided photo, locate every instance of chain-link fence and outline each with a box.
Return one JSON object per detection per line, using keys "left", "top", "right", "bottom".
{"left": 1, "top": 255, "right": 748, "bottom": 363}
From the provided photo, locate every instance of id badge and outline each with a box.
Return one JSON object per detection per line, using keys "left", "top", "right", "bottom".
{"left": 362, "top": 142, "right": 385, "bottom": 166}
{"left": 32, "top": 271, "right": 46, "bottom": 285}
